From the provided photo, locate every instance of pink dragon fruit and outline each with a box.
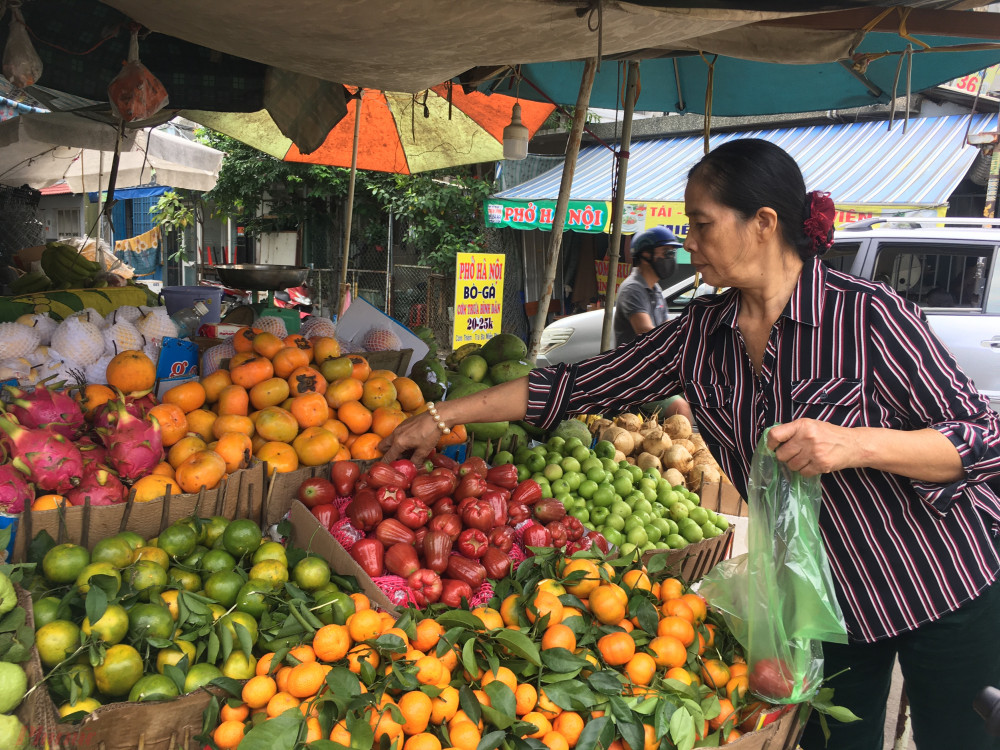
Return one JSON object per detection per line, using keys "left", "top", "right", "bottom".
{"left": 3, "top": 385, "right": 85, "bottom": 440}
{"left": 67, "top": 468, "right": 126, "bottom": 506}
{"left": 78, "top": 437, "right": 109, "bottom": 471}
{"left": 0, "top": 464, "right": 33, "bottom": 514}
{"left": 125, "top": 393, "right": 158, "bottom": 418}
{"left": 92, "top": 396, "right": 144, "bottom": 433}
{"left": 0, "top": 417, "right": 83, "bottom": 494}
{"left": 99, "top": 402, "right": 163, "bottom": 481}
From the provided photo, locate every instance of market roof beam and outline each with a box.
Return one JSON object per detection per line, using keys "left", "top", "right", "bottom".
{"left": 759, "top": 7, "right": 1000, "bottom": 39}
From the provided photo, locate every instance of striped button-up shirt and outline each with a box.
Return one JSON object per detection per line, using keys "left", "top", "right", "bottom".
{"left": 526, "top": 258, "right": 1000, "bottom": 642}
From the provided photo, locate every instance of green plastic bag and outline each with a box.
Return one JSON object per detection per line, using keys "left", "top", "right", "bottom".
{"left": 699, "top": 426, "right": 847, "bottom": 704}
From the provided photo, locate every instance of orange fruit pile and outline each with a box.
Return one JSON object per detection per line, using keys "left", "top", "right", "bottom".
{"left": 154, "top": 326, "right": 427, "bottom": 480}
{"left": 209, "top": 555, "right": 776, "bottom": 749}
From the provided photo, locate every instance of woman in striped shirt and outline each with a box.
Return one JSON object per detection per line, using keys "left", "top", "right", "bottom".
{"left": 382, "top": 138, "right": 1000, "bottom": 749}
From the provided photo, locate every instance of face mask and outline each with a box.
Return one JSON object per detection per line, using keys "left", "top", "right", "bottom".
{"left": 651, "top": 255, "right": 675, "bottom": 282}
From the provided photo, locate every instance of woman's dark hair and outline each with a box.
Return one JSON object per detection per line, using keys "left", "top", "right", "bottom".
{"left": 688, "top": 139, "right": 832, "bottom": 258}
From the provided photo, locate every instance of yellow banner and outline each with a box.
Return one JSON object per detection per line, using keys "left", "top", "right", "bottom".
{"left": 453, "top": 252, "right": 505, "bottom": 348}
{"left": 637, "top": 201, "right": 944, "bottom": 241}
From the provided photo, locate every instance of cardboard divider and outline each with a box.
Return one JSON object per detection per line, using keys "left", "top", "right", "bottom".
{"left": 698, "top": 481, "right": 748, "bottom": 517}
{"left": 735, "top": 704, "right": 808, "bottom": 749}
{"left": 13, "top": 462, "right": 267, "bottom": 560}
{"left": 16, "top": 584, "right": 226, "bottom": 750}
{"left": 287, "top": 499, "right": 398, "bottom": 614}
{"left": 639, "top": 527, "right": 734, "bottom": 583}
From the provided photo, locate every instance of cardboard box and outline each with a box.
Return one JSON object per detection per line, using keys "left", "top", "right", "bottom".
{"left": 734, "top": 704, "right": 808, "bottom": 749}
{"left": 13, "top": 462, "right": 267, "bottom": 560}
{"left": 287, "top": 500, "right": 398, "bottom": 614}
{"left": 699, "top": 481, "right": 748, "bottom": 517}
{"left": 197, "top": 323, "right": 246, "bottom": 339}
{"left": 640, "top": 527, "right": 734, "bottom": 583}
{"left": 14, "top": 245, "right": 46, "bottom": 272}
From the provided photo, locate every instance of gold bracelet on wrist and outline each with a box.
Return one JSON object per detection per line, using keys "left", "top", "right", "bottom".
{"left": 425, "top": 401, "right": 451, "bottom": 435}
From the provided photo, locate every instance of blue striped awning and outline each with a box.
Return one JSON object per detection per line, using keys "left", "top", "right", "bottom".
{"left": 498, "top": 113, "right": 999, "bottom": 207}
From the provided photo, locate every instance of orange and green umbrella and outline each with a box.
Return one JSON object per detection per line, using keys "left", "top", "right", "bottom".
{"left": 184, "top": 85, "right": 555, "bottom": 174}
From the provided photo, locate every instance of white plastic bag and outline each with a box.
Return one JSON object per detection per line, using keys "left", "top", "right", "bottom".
{"left": 2, "top": 7, "right": 43, "bottom": 88}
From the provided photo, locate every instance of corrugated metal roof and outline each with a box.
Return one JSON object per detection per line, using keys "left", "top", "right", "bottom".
{"left": 497, "top": 114, "right": 999, "bottom": 206}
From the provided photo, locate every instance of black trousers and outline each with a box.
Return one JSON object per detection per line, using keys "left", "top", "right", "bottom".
{"left": 800, "top": 580, "right": 1000, "bottom": 749}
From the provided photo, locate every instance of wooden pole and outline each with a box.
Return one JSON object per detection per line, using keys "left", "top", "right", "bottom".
{"left": 600, "top": 61, "right": 640, "bottom": 353}
{"left": 527, "top": 58, "right": 598, "bottom": 363}
{"left": 337, "top": 92, "right": 364, "bottom": 318}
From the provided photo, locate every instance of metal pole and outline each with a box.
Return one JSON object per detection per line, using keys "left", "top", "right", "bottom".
{"left": 337, "top": 91, "right": 364, "bottom": 318}
{"left": 984, "top": 146, "right": 1000, "bottom": 219}
{"left": 600, "top": 60, "right": 640, "bottom": 353}
{"left": 385, "top": 210, "right": 394, "bottom": 315}
{"left": 527, "top": 58, "right": 598, "bottom": 363}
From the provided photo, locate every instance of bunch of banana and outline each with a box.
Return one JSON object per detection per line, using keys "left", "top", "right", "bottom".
{"left": 445, "top": 342, "right": 481, "bottom": 369}
{"left": 8, "top": 270, "right": 52, "bottom": 295}
{"left": 40, "top": 243, "right": 101, "bottom": 288}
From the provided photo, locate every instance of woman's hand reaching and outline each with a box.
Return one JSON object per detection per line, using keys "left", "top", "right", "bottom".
{"left": 379, "top": 411, "right": 441, "bottom": 465}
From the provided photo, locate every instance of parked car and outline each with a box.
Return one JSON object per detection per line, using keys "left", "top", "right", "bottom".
{"left": 536, "top": 275, "right": 703, "bottom": 367}
{"left": 537, "top": 217, "right": 1000, "bottom": 412}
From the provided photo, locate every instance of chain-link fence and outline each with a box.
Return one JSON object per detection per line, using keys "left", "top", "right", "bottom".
{"left": 0, "top": 184, "right": 42, "bottom": 269}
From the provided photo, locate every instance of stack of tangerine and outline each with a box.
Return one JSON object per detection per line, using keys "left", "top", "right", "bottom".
{"left": 149, "top": 327, "right": 425, "bottom": 483}
{"left": 210, "top": 559, "right": 767, "bottom": 749}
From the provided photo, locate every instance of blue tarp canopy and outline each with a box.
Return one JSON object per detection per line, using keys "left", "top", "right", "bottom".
{"left": 498, "top": 113, "right": 997, "bottom": 207}
{"left": 87, "top": 185, "right": 171, "bottom": 202}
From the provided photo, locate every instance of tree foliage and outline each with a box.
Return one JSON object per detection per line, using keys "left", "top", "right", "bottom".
{"left": 198, "top": 130, "right": 496, "bottom": 273}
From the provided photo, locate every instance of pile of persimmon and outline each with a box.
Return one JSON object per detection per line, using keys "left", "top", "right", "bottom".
{"left": 184, "top": 326, "right": 426, "bottom": 475}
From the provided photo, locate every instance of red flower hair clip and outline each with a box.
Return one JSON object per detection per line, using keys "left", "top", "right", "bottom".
{"left": 803, "top": 190, "right": 835, "bottom": 256}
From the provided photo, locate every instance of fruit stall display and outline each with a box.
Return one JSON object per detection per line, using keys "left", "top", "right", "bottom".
{"left": 587, "top": 414, "right": 727, "bottom": 493}
{"left": 17, "top": 514, "right": 366, "bottom": 749}
{"left": 0, "top": 358, "right": 259, "bottom": 521}
{"left": 185, "top": 324, "right": 434, "bottom": 474}
{"left": 490, "top": 429, "right": 730, "bottom": 561}
{"left": 0, "top": 527, "right": 33, "bottom": 750}
{"left": 197, "top": 546, "right": 808, "bottom": 750}
{"left": 300, "top": 440, "right": 732, "bottom": 609}
{"left": 407, "top": 331, "right": 537, "bottom": 459}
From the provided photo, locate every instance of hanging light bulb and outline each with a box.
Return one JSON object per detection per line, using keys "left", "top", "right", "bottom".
{"left": 503, "top": 102, "right": 529, "bottom": 161}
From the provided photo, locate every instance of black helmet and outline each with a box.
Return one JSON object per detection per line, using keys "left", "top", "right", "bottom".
{"left": 631, "top": 226, "right": 682, "bottom": 256}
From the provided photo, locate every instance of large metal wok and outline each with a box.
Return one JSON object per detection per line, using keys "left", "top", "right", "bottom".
{"left": 213, "top": 264, "right": 309, "bottom": 291}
